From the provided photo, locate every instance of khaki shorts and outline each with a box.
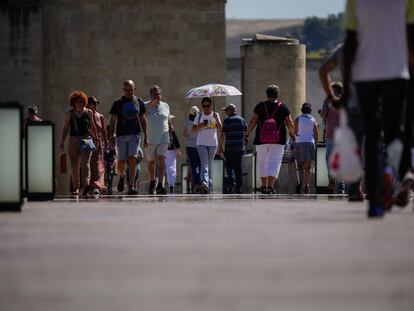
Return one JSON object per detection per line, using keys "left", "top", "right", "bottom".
{"left": 145, "top": 143, "right": 169, "bottom": 161}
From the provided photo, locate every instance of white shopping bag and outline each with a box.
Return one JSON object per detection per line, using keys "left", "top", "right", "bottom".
{"left": 328, "top": 109, "right": 363, "bottom": 182}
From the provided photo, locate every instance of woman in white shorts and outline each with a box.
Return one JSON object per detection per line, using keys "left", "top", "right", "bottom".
{"left": 245, "top": 85, "right": 295, "bottom": 194}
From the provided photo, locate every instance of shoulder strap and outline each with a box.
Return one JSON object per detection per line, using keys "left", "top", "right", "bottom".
{"left": 197, "top": 112, "right": 202, "bottom": 123}
{"left": 71, "top": 111, "right": 79, "bottom": 136}
{"left": 264, "top": 101, "right": 281, "bottom": 119}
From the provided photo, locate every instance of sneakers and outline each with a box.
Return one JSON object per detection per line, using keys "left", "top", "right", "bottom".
{"left": 148, "top": 180, "right": 156, "bottom": 195}
{"left": 82, "top": 185, "right": 91, "bottom": 197}
{"left": 200, "top": 183, "right": 209, "bottom": 194}
{"left": 379, "top": 172, "right": 395, "bottom": 212}
{"left": 117, "top": 176, "right": 125, "bottom": 193}
{"left": 193, "top": 184, "right": 201, "bottom": 194}
{"left": 394, "top": 172, "right": 414, "bottom": 208}
{"left": 348, "top": 191, "right": 364, "bottom": 202}
{"left": 327, "top": 180, "right": 336, "bottom": 194}
{"left": 127, "top": 187, "right": 138, "bottom": 195}
{"left": 156, "top": 183, "right": 167, "bottom": 195}
{"left": 260, "top": 185, "right": 269, "bottom": 194}
{"left": 303, "top": 185, "right": 310, "bottom": 194}
{"left": 367, "top": 202, "right": 385, "bottom": 219}
{"left": 260, "top": 186, "right": 275, "bottom": 194}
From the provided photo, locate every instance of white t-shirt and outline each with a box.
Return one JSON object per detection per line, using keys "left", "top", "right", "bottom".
{"left": 344, "top": 0, "right": 413, "bottom": 81}
{"left": 193, "top": 112, "right": 218, "bottom": 146}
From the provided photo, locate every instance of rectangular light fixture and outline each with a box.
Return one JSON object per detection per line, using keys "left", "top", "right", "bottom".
{"left": 315, "top": 143, "right": 329, "bottom": 193}
{"left": 0, "top": 102, "right": 23, "bottom": 212}
{"left": 25, "top": 121, "right": 55, "bottom": 201}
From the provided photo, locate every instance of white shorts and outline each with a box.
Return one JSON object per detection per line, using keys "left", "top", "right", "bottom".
{"left": 256, "top": 144, "right": 285, "bottom": 178}
{"left": 145, "top": 144, "right": 168, "bottom": 161}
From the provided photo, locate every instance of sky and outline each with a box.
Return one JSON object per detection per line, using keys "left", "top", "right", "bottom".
{"left": 226, "top": 0, "right": 346, "bottom": 19}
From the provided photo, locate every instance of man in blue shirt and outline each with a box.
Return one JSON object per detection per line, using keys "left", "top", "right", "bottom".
{"left": 109, "top": 80, "right": 147, "bottom": 195}
{"left": 218, "top": 103, "right": 247, "bottom": 194}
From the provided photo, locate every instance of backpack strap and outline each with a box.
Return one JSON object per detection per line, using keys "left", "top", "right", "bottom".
{"left": 263, "top": 101, "right": 281, "bottom": 119}
{"left": 71, "top": 110, "right": 79, "bottom": 136}
{"left": 197, "top": 112, "right": 202, "bottom": 124}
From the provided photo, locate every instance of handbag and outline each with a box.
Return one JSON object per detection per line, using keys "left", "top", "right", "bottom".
{"left": 60, "top": 153, "right": 67, "bottom": 174}
{"left": 282, "top": 137, "right": 295, "bottom": 163}
{"left": 79, "top": 137, "right": 96, "bottom": 152}
{"left": 328, "top": 109, "right": 363, "bottom": 182}
{"left": 71, "top": 111, "right": 96, "bottom": 152}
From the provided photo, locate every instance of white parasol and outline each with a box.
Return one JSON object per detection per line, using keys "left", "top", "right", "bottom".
{"left": 184, "top": 83, "right": 242, "bottom": 98}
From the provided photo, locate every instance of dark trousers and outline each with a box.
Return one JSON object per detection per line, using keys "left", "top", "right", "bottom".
{"left": 186, "top": 147, "right": 201, "bottom": 185}
{"left": 399, "top": 77, "right": 414, "bottom": 178}
{"left": 356, "top": 79, "right": 408, "bottom": 202}
{"left": 224, "top": 150, "right": 243, "bottom": 189}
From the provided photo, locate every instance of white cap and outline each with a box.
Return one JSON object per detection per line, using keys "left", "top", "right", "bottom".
{"left": 189, "top": 106, "right": 200, "bottom": 115}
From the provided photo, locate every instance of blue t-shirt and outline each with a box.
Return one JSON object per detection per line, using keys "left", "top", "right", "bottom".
{"left": 144, "top": 101, "right": 170, "bottom": 145}
{"left": 222, "top": 114, "right": 247, "bottom": 151}
{"left": 110, "top": 95, "right": 146, "bottom": 136}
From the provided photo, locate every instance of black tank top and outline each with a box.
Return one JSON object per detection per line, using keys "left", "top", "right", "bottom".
{"left": 69, "top": 109, "right": 91, "bottom": 137}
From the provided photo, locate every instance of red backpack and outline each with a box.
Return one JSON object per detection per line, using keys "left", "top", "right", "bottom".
{"left": 260, "top": 101, "right": 282, "bottom": 144}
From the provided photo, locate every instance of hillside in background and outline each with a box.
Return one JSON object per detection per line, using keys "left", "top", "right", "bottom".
{"left": 226, "top": 19, "right": 303, "bottom": 57}
{"left": 226, "top": 14, "right": 344, "bottom": 58}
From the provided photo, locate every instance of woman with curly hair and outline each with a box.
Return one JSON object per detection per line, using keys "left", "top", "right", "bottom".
{"left": 59, "top": 91, "right": 97, "bottom": 196}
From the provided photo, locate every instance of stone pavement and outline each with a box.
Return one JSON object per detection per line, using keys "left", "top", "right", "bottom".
{"left": 0, "top": 195, "right": 414, "bottom": 311}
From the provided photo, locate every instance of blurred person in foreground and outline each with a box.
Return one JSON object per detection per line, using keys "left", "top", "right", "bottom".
{"left": 343, "top": 0, "right": 414, "bottom": 218}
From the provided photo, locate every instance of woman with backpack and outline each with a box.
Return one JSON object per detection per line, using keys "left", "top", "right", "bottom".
{"left": 294, "top": 103, "right": 318, "bottom": 194}
{"left": 245, "top": 85, "right": 295, "bottom": 194}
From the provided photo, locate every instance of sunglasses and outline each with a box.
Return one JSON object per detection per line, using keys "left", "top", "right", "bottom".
{"left": 202, "top": 105, "right": 211, "bottom": 108}
{"left": 123, "top": 88, "right": 134, "bottom": 92}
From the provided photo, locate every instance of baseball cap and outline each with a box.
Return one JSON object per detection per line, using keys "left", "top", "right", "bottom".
{"left": 189, "top": 106, "right": 200, "bottom": 115}
{"left": 221, "top": 103, "right": 236, "bottom": 111}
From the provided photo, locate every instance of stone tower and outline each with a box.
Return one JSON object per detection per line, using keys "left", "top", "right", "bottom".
{"left": 241, "top": 34, "right": 306, "bottom": 128}
{"left": 0, "top": 0, "right": 226, "bottom": 193}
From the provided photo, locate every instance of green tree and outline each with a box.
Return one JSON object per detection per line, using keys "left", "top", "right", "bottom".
{"left": 299, "top": 13, "right": 344, "bottom": 52}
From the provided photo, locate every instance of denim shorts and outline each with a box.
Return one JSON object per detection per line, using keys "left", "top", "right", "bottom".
{"left": 116, "top": 134, "right": 141, "bottom": 161}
